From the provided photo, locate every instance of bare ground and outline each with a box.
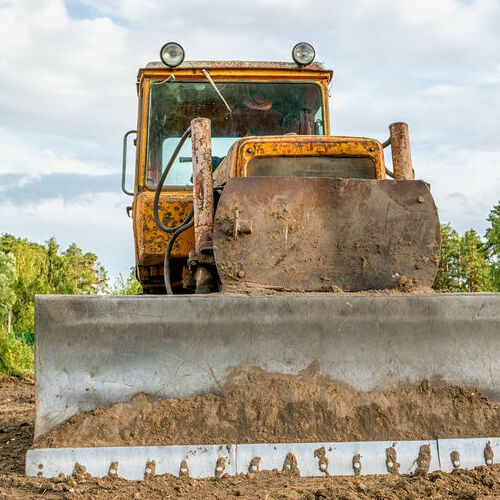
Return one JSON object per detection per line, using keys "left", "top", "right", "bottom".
{"left": 1, "top": 375, "right": 500, "bottom": 499}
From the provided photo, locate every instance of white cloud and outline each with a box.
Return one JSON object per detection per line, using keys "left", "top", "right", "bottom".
{"left": 0, "top": 128, "right": 112, "bottom": 184}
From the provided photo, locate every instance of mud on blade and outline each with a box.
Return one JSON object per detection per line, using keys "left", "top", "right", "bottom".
{"left": 213, "top": 177, "right": 440, "bottom": 291}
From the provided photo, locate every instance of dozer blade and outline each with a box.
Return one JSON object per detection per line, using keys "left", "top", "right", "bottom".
{"left": 213, "top": 177, "right": 440, "bottom": 291}
{"left": 34, "top": 293, "right": 500, "bottom": 442}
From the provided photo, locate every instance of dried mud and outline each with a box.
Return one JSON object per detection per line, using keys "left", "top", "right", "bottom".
{"left": 38, "top": 368, "right": 500, "bottom": 448}
{"left": 2, "top": 375, "right": 500, "bottom": 499}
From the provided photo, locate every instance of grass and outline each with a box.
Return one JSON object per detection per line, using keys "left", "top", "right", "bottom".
{"left": 0, "top": 329, "right": 34, "bottom": 380}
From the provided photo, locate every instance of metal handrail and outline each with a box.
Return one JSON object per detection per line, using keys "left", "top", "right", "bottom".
{"left": 122, "top": 130, "right": 137, "bottom": 196}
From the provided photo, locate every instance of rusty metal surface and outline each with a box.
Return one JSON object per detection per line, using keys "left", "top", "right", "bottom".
{"left": 191, "top": 118, "right": 214, "bottom": 251}
{"left": 213, "top": 177, "right": 440, "bottom": 291}
{"left": 191, "top": 118, "right": 216, "bottom": 293}
{"left": 144, "top": 61, "right": 329, "bottom": 71}
{"left": 133, "top": 191, "right": 194, "bottom": 266}
{"left": 389, "top": 122, "right": 414, "bottom": 180}
{"left": 213, "top": 136, "right": 386, "bottom": 185}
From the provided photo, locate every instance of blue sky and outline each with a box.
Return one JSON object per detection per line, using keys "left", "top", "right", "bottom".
{"left": 0, "top": 0, "right": 499, "bottom": 278}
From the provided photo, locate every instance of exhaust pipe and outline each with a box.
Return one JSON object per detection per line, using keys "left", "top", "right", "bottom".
{"left": 389, "top": 122, "right": 414, "bottom": 180}
{"left": 191, "top": 117, "right": 217, "bottom": 293}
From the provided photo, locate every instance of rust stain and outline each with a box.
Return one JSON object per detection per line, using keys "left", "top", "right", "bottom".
{"left": 133, "top": 191, "right": 194, "bottom": 267}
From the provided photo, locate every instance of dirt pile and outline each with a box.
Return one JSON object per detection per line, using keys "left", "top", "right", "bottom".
{"left": 37, "top": 368, "right": 500, "bottom": 448}
{"left": 2, "top": 465, "right": 500, "bottom": 499}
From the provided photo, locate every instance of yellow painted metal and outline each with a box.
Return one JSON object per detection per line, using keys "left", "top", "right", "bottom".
{"left": 133, "top": 191, "right": 195, "bottom": 266}
{"left": 213, "top": 136, "right": 386, "bottom": 185}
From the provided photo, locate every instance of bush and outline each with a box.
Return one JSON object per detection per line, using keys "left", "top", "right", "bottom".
{"left": 0, "top": 329, "right": 34, "bottom": 380}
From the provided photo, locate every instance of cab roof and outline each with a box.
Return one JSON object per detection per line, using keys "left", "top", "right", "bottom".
{"left": 145, "top": 60, "right": 329, "bottom": 71}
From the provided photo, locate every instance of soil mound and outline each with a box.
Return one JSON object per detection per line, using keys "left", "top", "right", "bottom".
{"left": 3, "top": 465, "right": 500, "bottom": 499}
{"left": 36, "top": 368, "right": 500, "bottom": 448}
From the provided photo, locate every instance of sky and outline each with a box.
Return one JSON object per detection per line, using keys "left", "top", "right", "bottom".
{"left": 0, "top": 0, "right": 499, "bottom": 278}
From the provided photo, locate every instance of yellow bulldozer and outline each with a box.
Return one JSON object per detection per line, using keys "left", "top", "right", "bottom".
{"left": 27, "top": 42, "right": 500, "bottom": 479}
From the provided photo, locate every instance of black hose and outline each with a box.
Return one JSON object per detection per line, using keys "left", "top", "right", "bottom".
{"left": 153, "top": 126, "right": 192, "bottom": 233}
{"left": 163, "top": 213, "right": 194, "bottom": 294}
{"left": 151, "top": 125, "right": 194, "bottom": 294}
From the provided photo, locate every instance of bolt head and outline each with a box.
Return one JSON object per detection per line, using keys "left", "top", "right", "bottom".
{"left": 319, "top": 463, "right": 326, "bottom": 470}
{"left": 453, "top": 460, "right": 460, "bottom": 468}
{"left": 486, "top": 459, "right": 493, "bottom": 465}
{"left": 353, "top": 462, "right": 361, "bottom": 469}
{"left": 251, "top": 465, "right": 257, "bottom": 471}
{"left": 387, "top": 461, "right": 393, "bottom": 468}
{"left": 216, "top": 466, "right": 224, "bottom": 472}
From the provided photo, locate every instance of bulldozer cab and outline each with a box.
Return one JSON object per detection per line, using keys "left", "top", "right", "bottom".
{"left": 128, "top": 61, "right": 335, "bottom": 292}
{"left": 147, "top": 78, "right": 327, "bottom": 188}
{"left": 136, "top": 61, "right": 332, "bottom": 192}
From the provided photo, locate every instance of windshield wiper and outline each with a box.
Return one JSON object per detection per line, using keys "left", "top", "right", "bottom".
{"left": 201, "top": 69, "right": 232, "bottom": 113}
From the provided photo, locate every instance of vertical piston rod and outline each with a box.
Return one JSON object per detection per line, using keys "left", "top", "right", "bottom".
{"left": 191, "top": 117, "right": 216, "bottom": 293}
{"left": 389, "top": 122, "right": 414, "bottom": 180}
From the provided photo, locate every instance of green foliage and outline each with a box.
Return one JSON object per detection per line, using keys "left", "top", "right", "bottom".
{"left": 109, "top": 268, "right": 143, "bottom": 295}
{"left": 0, "top": 234, "right": 108, "bottom": 333}
{"left": 485, "top": 202, "right": 500, "bottom": 289}
{"left": 433, "top": 224, "right": 461, "bottom": 291}
{"left": 0, "top": 252, "right": 17, "bottom": 325}
{"left": 458, "top": 230, "right": 492, "bottom": 292}
{"left": 0, "top": 329, "right": 34, "bottom": 380}
{"left": 433, "top": 224, "right": 496, "bottom": 292}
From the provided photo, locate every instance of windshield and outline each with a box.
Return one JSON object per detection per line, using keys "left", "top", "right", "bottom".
{"left": 146, "top": 80, "right": 324, "bottom": 188}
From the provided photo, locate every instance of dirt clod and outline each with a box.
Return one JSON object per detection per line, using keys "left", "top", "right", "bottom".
{"left": 385, "top": 445, "right": 400, "bottom": 474}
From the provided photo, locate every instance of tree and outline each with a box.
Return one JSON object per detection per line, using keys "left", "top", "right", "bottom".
{"left": 433, "top": 224, "right": 461, "bottom": 291}
{"left": 0, "top": 235, "right": 51, "bottom": 332}
{"left": 0, "top": 234, "right": 108, "bottom": 333}
{"left": 458, "top": 230, "right": 492, "bottom": 292}
{"left": 109, "top": 268, "right": 143, "bottom": 295}
{"left": 485, "top": 201, "right": 500, "bottom": 290}
{"left": 0, "top": 252, "right": 17, "bottom": 327}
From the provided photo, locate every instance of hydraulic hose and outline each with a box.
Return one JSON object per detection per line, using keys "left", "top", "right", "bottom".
{"left": 152, "top": 125, "right": 194, "bottom": 294}
{"left": 163, "top": 212, "right": 194, "bottom": 295}
{"left": 153, "top": 126, "right": 192, "bottom": 233}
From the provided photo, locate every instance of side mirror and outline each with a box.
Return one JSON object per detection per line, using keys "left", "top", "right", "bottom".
{"left": 122, "top": 130, "right": 137, "bottom": 196}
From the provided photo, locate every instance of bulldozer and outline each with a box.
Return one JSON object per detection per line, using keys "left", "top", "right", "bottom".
{"left": 27, "top": 42, "right": 500, "bottom": 479}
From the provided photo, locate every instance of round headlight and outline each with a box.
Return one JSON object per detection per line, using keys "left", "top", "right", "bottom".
{"left": 160, "top": 42, "right": 185, "bottom": 68}
{"left": 292, "top": 42, "right": 315, "bottom": 67}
